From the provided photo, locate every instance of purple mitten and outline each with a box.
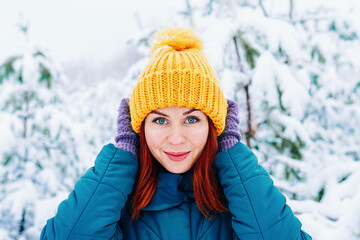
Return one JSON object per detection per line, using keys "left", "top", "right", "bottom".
{"left": 114, "top": 98, "right": 139, "bottom": 158}
{"left": 217, "top": 99, "right": 241, "bottom": 151}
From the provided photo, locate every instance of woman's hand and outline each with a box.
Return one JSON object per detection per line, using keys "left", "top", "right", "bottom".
{"left": 217, "top": 99, "right": 241, "bottom": 151}
{"left": 115, "top": 98, "right": 140, "bottom": 157}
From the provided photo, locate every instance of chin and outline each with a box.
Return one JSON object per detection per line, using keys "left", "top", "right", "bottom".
{"left": 163, "top": 164, "right": 192, "bottom": 174}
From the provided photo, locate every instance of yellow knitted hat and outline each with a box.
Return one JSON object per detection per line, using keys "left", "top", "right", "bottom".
{"left": 129, "top": 26, "right": 228, "bottom": 136}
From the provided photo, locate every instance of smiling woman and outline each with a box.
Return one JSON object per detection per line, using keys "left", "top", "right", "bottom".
{"left": 144, "top": 106, "right": 209, "bottom": 173}
{"left": 40, "top": 26, "right": 312, "bottom": 240}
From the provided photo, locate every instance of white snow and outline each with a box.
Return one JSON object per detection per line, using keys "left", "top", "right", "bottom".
{"left": 1, "top": 0, "right": 360, "bottom": 239}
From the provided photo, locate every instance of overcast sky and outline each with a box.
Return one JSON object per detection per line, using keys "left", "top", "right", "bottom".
{"left": 0, "top": 0, "right": 185, "bottom": 79}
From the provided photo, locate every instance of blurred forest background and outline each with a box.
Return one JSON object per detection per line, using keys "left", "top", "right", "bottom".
{"left": 1, "top": 0, "right": 360, "bottom": 239}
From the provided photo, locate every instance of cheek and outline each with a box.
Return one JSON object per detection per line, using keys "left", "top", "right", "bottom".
{"left": 144, "top": 126, "right": 163, "bottom": 154}
{"left": 190, "top": 127, "right": 209, "bottom": 150}
{"left": 144, "top": 128, "right": 155, "bottom": 150}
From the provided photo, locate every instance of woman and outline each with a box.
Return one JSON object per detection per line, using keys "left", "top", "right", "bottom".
{"left": 41, "top": 27, "right": 312, "bottom": 239}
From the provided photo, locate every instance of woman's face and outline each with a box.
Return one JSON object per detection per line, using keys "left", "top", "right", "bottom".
{"left": 144, "top": 106, "right": 209, "bottom": 174}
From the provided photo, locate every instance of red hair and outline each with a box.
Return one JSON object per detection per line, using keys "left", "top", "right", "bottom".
{"left": 131, "top": 118, "right": 227, "bottom": 220}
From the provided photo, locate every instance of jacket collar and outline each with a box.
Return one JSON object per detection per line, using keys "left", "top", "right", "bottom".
{"left": 141, "top": 166, "right": 194, "bottom": 211}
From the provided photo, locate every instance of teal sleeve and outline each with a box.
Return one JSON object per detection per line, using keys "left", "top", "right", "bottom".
{"left": 40, "top": 144, "right": 138, "bottom": 240}
{"left": 215, "top": 142, "right": 312, "bottom": 240}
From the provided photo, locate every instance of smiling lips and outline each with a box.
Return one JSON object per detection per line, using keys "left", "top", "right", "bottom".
{"left": 164, "top": 151, "right": 190, "bottom": 162}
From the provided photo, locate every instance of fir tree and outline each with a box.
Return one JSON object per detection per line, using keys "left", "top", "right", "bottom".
{"left": 0, "top": 18, "right": 80, "bottom": 239}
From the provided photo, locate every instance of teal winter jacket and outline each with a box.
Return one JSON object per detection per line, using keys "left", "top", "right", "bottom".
{"left": 41, "top": 142, "right": 312, "bottom": 239}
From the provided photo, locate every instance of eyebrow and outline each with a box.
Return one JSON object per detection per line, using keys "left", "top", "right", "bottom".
{"left": 151, "top": 108, "right": 200, "bottom": 117}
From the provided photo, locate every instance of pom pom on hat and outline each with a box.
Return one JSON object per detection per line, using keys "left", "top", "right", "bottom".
{"left": 151, "top": 26, "right": 203, "bottom": 53}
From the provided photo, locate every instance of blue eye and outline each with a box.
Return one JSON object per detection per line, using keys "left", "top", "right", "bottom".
{"left": 186, "top": 117, "right": 199, "bottom": 124}
{"left": 154, "top": 118, "right": 166, "bottom": 125}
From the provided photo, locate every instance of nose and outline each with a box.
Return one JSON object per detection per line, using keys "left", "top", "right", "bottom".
{"left": 167, "top": 124, "right": 186, "bottom": 145}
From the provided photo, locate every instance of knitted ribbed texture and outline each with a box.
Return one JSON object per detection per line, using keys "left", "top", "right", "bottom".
{"left": 115, "top": 98, "right": 139, "bottom": 158}
{"left": 129, "top": 27, "right": 228, "bottom": 136}
{"left": 217, "top": 99, "right": 241, "bottom": 151}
